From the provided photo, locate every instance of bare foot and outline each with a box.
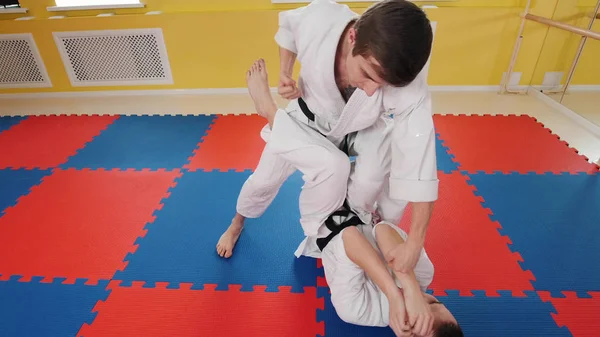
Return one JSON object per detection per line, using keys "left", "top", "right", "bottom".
{"left": 216, "top": 214, "right": 245, "bottom": 258}
{"left": 247, "top": 59, "right": 278, "bottom": 126}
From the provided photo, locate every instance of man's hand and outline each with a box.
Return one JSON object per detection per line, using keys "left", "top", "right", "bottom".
{"left": 386, "top": 241, "right": 421, "bottom": 274}
{"left": 388, "top": 294, "right": 413, "bottom": 337}
{"left": 403, "top": 289, "right": 434, "bottom": 336}
{"left": 278, "top": 73, "right": 302, "bottom": 100}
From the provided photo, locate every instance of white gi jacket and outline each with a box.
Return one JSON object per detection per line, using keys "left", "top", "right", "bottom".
{"left": 275, "top": 0, "right": 439, "bottom": 204}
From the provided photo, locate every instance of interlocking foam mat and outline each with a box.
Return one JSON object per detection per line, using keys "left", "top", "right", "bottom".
{"left": 0, "top": 114, "right": 598, "bottom": 336}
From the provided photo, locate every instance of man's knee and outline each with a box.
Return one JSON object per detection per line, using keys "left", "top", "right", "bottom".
{"left": 341, "top": 225, "right": 361, "bottom": 241}
{"left": 336, "top": 305, "right": 364, "bottom": 326}
{"left": 324, "top": 150, "right": 351, "bottom": 181}
{"left": 331, "top": 294, "right": 387, "bottom": 327}
{"left": 244, "top": 173, "right": 282, "bottom": 195}
{"left": 330, "top": 293, "right": 366, "bottom": 326}
{"left": 303, "top": 149, "right": 350, "bottom": 194}
{"left": 237, "top": 173, "right": 286, "bottom": 218}
{"left": 347, "top": 162, "right": 387, "bottom": 213}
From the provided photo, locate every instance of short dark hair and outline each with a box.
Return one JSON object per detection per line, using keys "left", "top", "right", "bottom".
{"left": 352, "top": 0, "right": 433, "bottom": 87}
{"left": 434, "top": 321, "right": 464, "bottom": 337}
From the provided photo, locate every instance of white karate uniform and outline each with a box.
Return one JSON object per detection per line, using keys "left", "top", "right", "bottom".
{"left": 236, "top": 0, "right": 439, "bottom": 259}
{"left": 321, "top": 221, "right": 434, "bottom": 327}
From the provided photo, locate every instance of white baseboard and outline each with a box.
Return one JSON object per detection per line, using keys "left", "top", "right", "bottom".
{"left": 0, "top": 85, "right": 535, "bottom": 99}
{"left": 528, "top": 87, "right": 600, "bottom": 139}
{"left": 568, "top": 85, "right": 600, "bottom": 92}
{"left": 0, "top": 88, "right": 271, "bottom": 99}
{"left": 528, "top": 84, "right": 600, "bottom": 93}
{"left": 429, "top": 86, "right": 498, "bottom": 92}
{"left": 429, "top": 85, "right": 530, "bottom": 92}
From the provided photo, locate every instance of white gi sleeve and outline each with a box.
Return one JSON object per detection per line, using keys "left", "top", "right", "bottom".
{"left": 388, "top": 91, "right": 439, "bottom": 203}
{"left": 274, "top": 6, "right": 306, "bottom": 54}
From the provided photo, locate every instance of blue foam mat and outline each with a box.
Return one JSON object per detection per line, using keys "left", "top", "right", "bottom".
{"left": 435, "top": 133, "right": 459, "bottom": 173}
{"left": 114, "top": 170, "right": 321, "bottom": 292}
{"left": 316, "top": 287, "right": 396, "bottom": 337}
{"left": 317, "top": 288, "right": 571, "bottom": 336}
{"left": 467, "top": 172, "right": 600, "bottom": 296}
{"left": 0, "top": 116, "right": 27, "bottom": 134}
{"left": 0, "top": 168, "right": 51, "bottom": 214}
{"left": 0, "top": 276, "right": 111, "bottom": 337}
{"left": 62, "top": 115, "right": 215, "bottom": 170}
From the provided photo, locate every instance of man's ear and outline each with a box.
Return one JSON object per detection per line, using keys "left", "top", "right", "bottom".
{"left": 348, "top": 27, "right": 357, "bottom": 45}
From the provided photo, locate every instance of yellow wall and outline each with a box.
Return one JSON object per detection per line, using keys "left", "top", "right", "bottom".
{"left": 528, "top": 0, "right": 599, "bottom": 86}
{"left": 1, "top": 11, "right": 280, "bottom": 92}
{"left": 569, "top": 18, "right": 600, "bottom": 85}
{"left": 1, "top": 0, "right": 596, "bottom": 93}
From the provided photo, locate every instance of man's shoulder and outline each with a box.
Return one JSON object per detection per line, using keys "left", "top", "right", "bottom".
{"left": 282, "top": 0, "right": 358, "bottom": 25}
{"left": 382, "top": 77, "right": 430, "bottom": 112}
{"left": 306, "top": 0, "right": 353, "bottom": 12}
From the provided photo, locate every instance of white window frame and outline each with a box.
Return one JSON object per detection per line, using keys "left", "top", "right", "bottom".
{"left": 0, "top": 3, "right": 27, "bottom": 13}
{"left": 270, "top": 0, "right": 449, "bottom": 2}
{"left": 47, "top": 0, "right": 144, "bottom": 12}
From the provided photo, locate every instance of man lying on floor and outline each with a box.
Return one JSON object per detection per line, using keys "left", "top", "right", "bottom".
{"left": 317, "top": 204, "right": 463, "bottom": 337}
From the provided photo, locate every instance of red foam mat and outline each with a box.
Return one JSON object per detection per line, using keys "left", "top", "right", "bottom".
{"left": 434, "top": 115, "right": 599, "bottom": 174}
{"left": 0, "top": 168, "right": 180, "bottom": 284}
{"left": 398, "top": 171, "right": 535, "bottom": 296}
{"left": 539, "top": 291, "right": 600, "bottom": 336}
{"left": 77, "top": 282, "right": 324, "bottom": 337}
{"left": 0, "top": 115, "right": 118, "bottom": 169}
{"left": 186, "top": 115, "right": 267, "bottom": 172}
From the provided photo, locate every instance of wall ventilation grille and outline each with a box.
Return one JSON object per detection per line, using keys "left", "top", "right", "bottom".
{"left": 0, "top": 33, "right": 52, "bottom": 88}
{"left": 53, "top": 28, "right": 173, "bottom": 87}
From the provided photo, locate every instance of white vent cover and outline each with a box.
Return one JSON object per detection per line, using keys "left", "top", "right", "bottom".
{"left": 0, "top": 34, "right": 52, "bottom": 89}
{"left": 53, "top": 28, "right": 173, "bottom": 87}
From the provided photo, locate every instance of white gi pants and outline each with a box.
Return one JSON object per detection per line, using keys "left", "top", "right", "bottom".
{"left": 321, "top": 222, "right": 434, "bottom": 327}
{"left": 236, "top": 99, "right": 408, "bottom": 239}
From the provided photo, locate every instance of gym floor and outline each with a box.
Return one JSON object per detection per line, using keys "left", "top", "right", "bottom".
{"left": 0, "top": 92, "right": 599, "bottom": 336}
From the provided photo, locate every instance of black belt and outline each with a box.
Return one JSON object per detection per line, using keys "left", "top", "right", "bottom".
{"left": 296, "top": 99, "right": 356, "bottom": 250}
{"left": 297, "top": 97, "right": 350, "bottom": 156}
{"left": 298, "top": 97, "right": 315, "bottom": 122}
{"left": 316, "top": 201, "right": 365, "bottom": 251}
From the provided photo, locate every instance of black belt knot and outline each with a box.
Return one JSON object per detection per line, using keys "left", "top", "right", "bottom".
{"left": 297, "top": 97, "right": 350, "bottom": 155}
{"left": 316, "top": 201, "right": 365, "bottom": 251}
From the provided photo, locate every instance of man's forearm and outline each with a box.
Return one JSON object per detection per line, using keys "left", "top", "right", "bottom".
{"left": 408, "top": 201, "right": 434, "bottom": 247}
{"left": 343, "top": 229, "right": 402, "bottom": 301}
{"left": 376, "top": 224, "right": 424, "bottom": 296}
{"left": 279, "top": 47, "right": 297, "bottom": 76}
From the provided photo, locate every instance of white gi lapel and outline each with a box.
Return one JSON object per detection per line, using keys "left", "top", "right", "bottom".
{"left": 325, "top": 88, "right": 384, "bottom": 139}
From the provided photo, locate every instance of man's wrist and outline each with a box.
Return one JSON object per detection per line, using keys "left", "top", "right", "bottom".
{"left": 407, "top": 232, "right": 425, "bottom": 249}
{"left": 397, "top": 270, "right": 422, "bottom": 296}
{"left": 280, "top": 70, "right": 293, "bottom": 78}
{"left": 408, "top": 201, "right": 433, "bottom": 247}
{"left": 384, "top": 286, "right": 403, "bottom": 302}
